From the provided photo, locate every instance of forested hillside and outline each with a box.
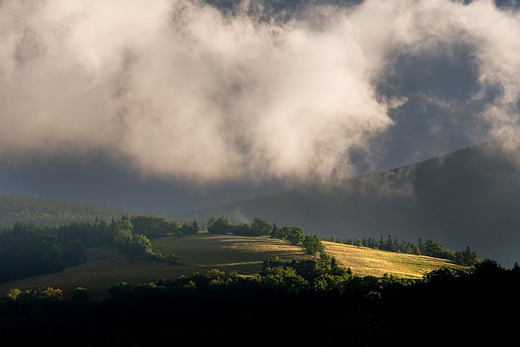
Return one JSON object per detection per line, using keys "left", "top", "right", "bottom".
{"left": 0, "top": 195, "right": 138, "bottom": 229}
{"left": 0, "top": 215, "right": 195, "bottom": 284}
{"left": 178, "top": 139, "right": 520, "bottom": 266}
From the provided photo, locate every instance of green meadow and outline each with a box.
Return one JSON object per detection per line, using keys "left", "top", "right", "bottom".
{"left": 0, "top": 233, "right": 460, "bottom": 300}
{"left": 0, "top": 233, "right": 307, "bottom": 300}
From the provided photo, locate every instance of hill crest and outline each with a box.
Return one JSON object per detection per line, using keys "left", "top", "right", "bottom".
{"left": 177, "top": 139, "right": 520, "bottom": 266}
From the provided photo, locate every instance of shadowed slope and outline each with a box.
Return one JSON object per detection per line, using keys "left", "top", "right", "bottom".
{"left": 0, "top": 234, "right": 309, "bottom": 300}
{"left": 179, "top": 139, "right": 520, "bottom": 265}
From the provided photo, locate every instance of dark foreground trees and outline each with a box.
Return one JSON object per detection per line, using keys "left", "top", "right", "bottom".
{"left": 0, "top": 258, "right": 518, "bottom": 345}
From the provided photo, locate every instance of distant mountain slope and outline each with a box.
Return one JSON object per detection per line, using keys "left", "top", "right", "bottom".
{"left": 0, "top": 194, "right": 138, "bottom": 229}
{"left": 179, "top": 139, "right": 520, "bottom": 266}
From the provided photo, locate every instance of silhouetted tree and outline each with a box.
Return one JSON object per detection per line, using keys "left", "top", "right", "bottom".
{"left": 167, "top": 252, "right": 182, "bottom": 264}
{"left": 251, "top": 217, "right": 273, "bottom": 236}
{"left": 128, "top": 234, "right": 154, "bottom": 259}
{"left": 454, "top": 246, "right": 479, "bottom": 265}
{"left": 302, "top": 235, "right": 324, "bottom": 255}
{"left": 181, "top": 223, "right": 198, "bottom": 235}
{"left": 207, "top": 216, "right": 233, "bottom": 234}
{"left": 63, "top": 239, "right": 87, "bottom": 266}
{"left": 286, "top": 226, "right": 304, "bottom": 245}
{"left": 422, "top": 239, "right": 445, "bottom": 258}
{"left": 233, "top": 222, "right": 253, "bottom": 236}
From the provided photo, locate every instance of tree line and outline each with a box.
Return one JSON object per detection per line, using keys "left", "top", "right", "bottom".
{"left": 206, "top": 215, "right": 478, "bottom": 266}
{"left": 325, "top": 234, "right": 479, "bottom": 266}
{"left": 206, "top": 216, "right": 324, "bottom": 256}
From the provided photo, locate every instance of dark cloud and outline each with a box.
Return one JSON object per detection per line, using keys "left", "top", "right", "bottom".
{"left": 1, "top": 0, "right": 520, "bottom": 215}
{"left": 370, "top": 42, "right": 491, "bottom": 169}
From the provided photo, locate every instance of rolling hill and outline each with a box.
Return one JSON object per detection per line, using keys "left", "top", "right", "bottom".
{"left": 0, "top": 233, "right": 309, "bottom": 300}
{"left": 178, "top": 139, "right": 520, "bottom": 266}
{"left": 0, "top": 233, "right": 459, "bottom": 300}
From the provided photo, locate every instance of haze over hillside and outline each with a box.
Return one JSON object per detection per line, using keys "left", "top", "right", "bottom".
{"left": 179, "top": 139, "right": 520, "bottom": 266}
{"left": 0, "top": 194, "right": 139, "bottom": 230}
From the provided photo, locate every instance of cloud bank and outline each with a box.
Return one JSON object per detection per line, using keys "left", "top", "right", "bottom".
{"left": 1, "top": 0, "right": 520, "bottom": 183}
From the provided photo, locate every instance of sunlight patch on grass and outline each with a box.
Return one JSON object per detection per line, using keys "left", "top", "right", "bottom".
{"left": 0, "top": 234, "right": 465, "bottom": 302}
{"left": 323, "top": 241, "right": 464, "bottom": 278}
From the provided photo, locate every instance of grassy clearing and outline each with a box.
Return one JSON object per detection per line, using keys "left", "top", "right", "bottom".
{"left": 0, "top": 246, "right": 200, "bottom": 301}
{"left": 0, "top": 234, "right": 308, "bottom": 301}
{"left": 323, "top": 241, "right": 466, "bottom": 278}
{"left": 0, "top": 235, "right": 465, "bottom": 301}
{"left": 152, "top": 233, "right": 310, "bottom": 270}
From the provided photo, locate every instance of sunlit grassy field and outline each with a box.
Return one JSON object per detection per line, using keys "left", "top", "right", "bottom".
{"left": 323, "top": 241, "right": 464, "bottom": 278}
{"left": 152, "top": 233, "right": 310, "bottom": 271}
{"left": 0, "top": 234, "right": 463, "bottom": 301}
{"left": 0, "top": 233, "right": 309, "bottom": 300}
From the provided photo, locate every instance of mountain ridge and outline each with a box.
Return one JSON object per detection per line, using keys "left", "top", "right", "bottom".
{"left": 177, "top": 139, "right": 520, "bottom": 266}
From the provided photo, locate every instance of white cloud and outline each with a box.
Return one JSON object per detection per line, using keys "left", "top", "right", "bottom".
{"left": 1, "top": 0, "right": 519, "bottom": 182}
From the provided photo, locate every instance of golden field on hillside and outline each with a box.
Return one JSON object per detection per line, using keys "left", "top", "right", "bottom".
{"left": 0, "top": 234, "right": 461, "bottom": 300}
{"left": 323, "top": 241, "right": 463, "bottom": 278}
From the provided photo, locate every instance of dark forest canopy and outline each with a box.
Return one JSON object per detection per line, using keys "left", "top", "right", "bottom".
{"left": 0, "top": 194, "right": 139, "bottom": 230}
{"left": 0, "top": 258, "right": 518, "bottom": 345}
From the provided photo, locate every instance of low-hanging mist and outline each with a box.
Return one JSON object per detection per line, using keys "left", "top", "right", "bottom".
{"left": 2, "top": 0, "right": 520, "bottom": 185}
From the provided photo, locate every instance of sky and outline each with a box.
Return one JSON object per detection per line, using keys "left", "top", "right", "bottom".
{"left": 1, "top": 0, "right": 520, "bottom": 215}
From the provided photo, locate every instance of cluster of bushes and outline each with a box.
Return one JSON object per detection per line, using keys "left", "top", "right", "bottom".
{"left": 110, "top": 256, "right": 357, "bottom": 298}
{"left": 207, "top": 216, "right": 273, "bottom": 236}
{"left": 111, "top": 220, "right": 157, "bottom": 259}
{"left": 326, "top": 234, "right": 479, "bottom": 265}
